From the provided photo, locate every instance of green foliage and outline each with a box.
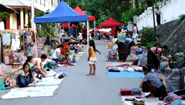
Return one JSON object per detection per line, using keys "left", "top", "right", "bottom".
{"left": 35, "top": 10, "right": 56, "bottom": 38}
{"left": 178, "top": 14, "right": 185, "bottom": 24}
{"left": 122, "top": 7, "right": 145, "bottom": 26}
{"left": 70, "top": 0, "right": 130, "bottom": 25}
{"left": 141, "top": 27, "right": 160, "bottom": 49}
{"left": 176, "top": 44, "right": 182, "bottom": 52}
{"left": 0, "top": 12, "right": 9, "bottom": 21}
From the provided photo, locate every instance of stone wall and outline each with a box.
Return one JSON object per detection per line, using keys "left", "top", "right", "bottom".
{"left": 157, "top": 19, "right": 185, "bottom": 53}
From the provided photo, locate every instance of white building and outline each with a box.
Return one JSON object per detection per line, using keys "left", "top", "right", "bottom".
{"left": 133, "top": 0, "right": 185, "bottom": 31}
{"left": 0, "top": 0, "right": 59, "bottom": 30}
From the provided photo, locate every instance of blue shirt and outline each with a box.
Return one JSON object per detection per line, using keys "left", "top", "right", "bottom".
{"left": 143, "top": 72, "right": 162, "bottom": 88}
{"left": 70, "top": 28, "right": 74, "bottom": 35}
{"left": 118, "top": 33, "right": 125, "bottom": 43}
{"left": 44, "top": 39, "right": 50, "bottom": 45}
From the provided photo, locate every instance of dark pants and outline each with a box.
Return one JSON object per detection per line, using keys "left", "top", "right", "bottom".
{"left": 17, "top": 74, "right": 31, "bottom": 87}
{"left": 147, "top": 50, "right": 160, "bottom": 70}
{"left": 118, "top": 42, "right": 126, "bottom": 61}
{"left": 142, "top": 81, "right": 167, "bottom": 97}
{"left": 52, "top": 58, "right": 63, "bottom": 62}
{"left": 157, "top": 15, "right": 161, "bottom": 26}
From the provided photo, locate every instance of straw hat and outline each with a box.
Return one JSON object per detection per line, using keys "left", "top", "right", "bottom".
{"left": 112, "top": 38, "right": 117, "bottom": 44}
{"left": 126, "top": 54, "right": 139, "bottom": 62}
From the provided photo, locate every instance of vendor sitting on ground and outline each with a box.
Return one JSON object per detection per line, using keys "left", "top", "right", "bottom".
{"left": 78, "top": 40, "right": 83, "bottom": 51}
{"left": 61, "top": 40, "right": 69, "bottom": 54}
{"left": 14, "top": 62, "right": 36, "bottom": 87}
{"left": 26, "top": 56, "right": 47, "bottom": 77}
{"left": 44, "top": 36, "right": 50, "bottom": 46}
{"left": 147, "top": 45, "right": 168, "bottom": 73}
{"left": 51, "top": 44, "right": 64, "bottom": 62}
{"left": 41, "top": 54, "right": 52, "bottom": 67}
{"left": 140, "top": 65, "right": 167, "bottom": 98}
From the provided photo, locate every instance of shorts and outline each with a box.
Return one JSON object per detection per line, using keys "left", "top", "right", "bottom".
{"left": 89, "top": 57, "right": 97, "bottom": 64}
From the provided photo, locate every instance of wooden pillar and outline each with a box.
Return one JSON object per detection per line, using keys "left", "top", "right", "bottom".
{"left": 20, "top": 8, "right": 24, "bottom": 29}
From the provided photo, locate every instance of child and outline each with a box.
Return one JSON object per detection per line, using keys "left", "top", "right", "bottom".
{"left": 41, "top": 54, "right": 52, "bottom": 67}
{"left": 52, "top": 44, "right": 64, "bottom": 62}
{"left": 26, "top": 56, "right": 47, "bottom": 77}
{"left": 140, "top": 65, "right": 167, "bottom": 98}
{"left": 87, "top": 40, "right": 101, "bottom": 76}
{"left": 14, "top": 62, "right": 36, "bottom": 87}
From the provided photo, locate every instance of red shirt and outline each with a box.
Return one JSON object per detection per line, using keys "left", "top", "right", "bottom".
{"left": 61, "top": 43, "right": 66, "bottom": 54}
{"left": 82, "top": 28, "right": 87, "bottom": 39}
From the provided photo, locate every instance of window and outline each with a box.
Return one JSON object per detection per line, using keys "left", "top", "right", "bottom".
{"left": 40, "top": 0, "right": 42, "bottom": 5}
{"left": 44, "top": 0, "right": 45, "bottom": 6}
{"left": 51, "top": 0, "right": 53, "bottom": 6}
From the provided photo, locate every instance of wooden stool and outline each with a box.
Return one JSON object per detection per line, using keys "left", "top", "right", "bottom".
{"left": 12, "top": 63, "right": 20, "bottom": 68}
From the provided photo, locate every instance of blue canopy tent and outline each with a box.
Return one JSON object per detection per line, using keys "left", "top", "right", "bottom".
{"left": 34, "top": 0, "right": 90, "bottom": 54}
{"left": 34, "top": 1, "right": 88, "bottom": 23}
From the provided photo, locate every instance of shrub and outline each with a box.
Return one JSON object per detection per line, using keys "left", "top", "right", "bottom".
{"left": 178, "top": 14, "right": 185, "bottom": 24}
{"left": 141, "top": 27, "right": 160, "bottom": 49}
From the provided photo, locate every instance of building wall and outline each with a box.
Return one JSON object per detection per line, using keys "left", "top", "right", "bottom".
{"left": 133, "top": 0, "right": 185, "bottom": 31}
{"left": 10, "top": 13, "right": 17, "bottom": 29}
{"left": 4, "top": 0, "right": 58, "bottom": 29}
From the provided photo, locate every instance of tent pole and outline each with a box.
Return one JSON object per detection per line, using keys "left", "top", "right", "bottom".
{"left": 87, "top": 21, "right": 89, "bottom": 55}
{"left": 76, "top": 28, "right": 77, "bottom": 37}
{"left": 94, "top": 21, "right": 96, "bottom": 40}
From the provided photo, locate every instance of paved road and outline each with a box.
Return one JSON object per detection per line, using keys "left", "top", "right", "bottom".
{"left": 1, "top": 40, "right": 142, "bottom": 105}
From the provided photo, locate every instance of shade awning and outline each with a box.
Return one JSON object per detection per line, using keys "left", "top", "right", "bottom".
{"left": 98, "top": 17, "right": 123, "bottom": 28}
{"left": 34, "top": 1, "right": 88, "bottom": 23}
{"left": 74, "top": 6, "right": 96, "bottom": 21}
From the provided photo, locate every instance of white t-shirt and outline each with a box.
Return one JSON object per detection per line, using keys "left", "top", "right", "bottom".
{"left": 52, "top": 48, "right": 61, "bottom": 59}
{"left": 42, "top": 59, "right": 52, "bottom": 67}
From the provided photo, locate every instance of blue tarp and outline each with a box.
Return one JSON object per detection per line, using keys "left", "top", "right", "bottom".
{"left": 34, "top": 1, "right": 89, "bottom": 23}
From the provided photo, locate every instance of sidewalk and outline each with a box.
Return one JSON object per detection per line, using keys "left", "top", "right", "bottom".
{"left": 0, "top": 41, "right": 142, "bottom": 105}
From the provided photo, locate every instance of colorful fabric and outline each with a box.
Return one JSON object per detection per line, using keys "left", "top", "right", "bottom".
{"left": 9, "top": 52, "right": 20, "bottom": 64}
{"left": 43, "top": 45, "right": 50, "bottom": 53}
{"left": 130, "top": 46, "right": 139, "bottom": 55}
{"left": 38, "top": 51, "right": 48, "bottom": 58}
{"left": 26, "top": 46, "right": 37, "bottom": 58}
{"left": 51, "top": 40, "right": 57, "bottom": 50}
{"left": 164, "top": 93, "right": 182, "bottom": 103}
{"left": 131, "top": 88, "right": 142, "bottom": 95}
{"left": 0, "top": 79, "right": 6, "bottom": 90}
{"left": 0, "top": 63, "right": 11, "bottom": 74}
{"left": 19, "top": 56, "right": 27, "bottom": 66}
{"left": 165, "top": 68, "right": 184, "bottom": 92}
{"left": 107, "top": 49, "right": 118, "bottom": 61}
{"left": 44, "top": 62, "right": 55, "bottom": 69}
{"left": 137, "top": 53, "right": 147, "bottom": 67}
{"left": 160, "top": 61, "right": 168, "bottom": 71}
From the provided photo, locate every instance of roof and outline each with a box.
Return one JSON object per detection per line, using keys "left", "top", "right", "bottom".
{"left": 0, "top": 0, "right": 29, "bottom": 7}
{"left": 34, "top": 1, "right": 89, "bottom": 23}
{"left": 0, "top": 3, "right": 18, "bottom": 13}
{"left": 0, "top": 0, "right": 42, "bottom": 11}
{"left": 98, "top": 17, "right": 123, "bottom": 28}
{"left": 74, "top": 6, "right": 96, "bottom": 21}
